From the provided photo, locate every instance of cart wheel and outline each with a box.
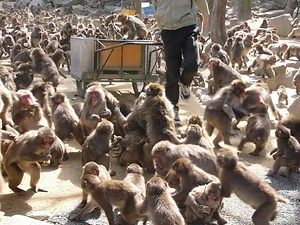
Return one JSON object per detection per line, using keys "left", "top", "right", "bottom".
{"left": 76, "top": 80, "right": 87, "bottom": 98}
{"left": 132, "top": 82, "right": 146, "bottom": 96}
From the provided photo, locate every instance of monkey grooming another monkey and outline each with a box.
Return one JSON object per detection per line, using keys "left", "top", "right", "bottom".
{"left": 217, "top": 148, "right": 289, "bottom": 225}
{"left": 3, "top": 127, "right": 56, "bottom": 194}
{"left": 139, "top": 176, "right": 185, "bottom": 225}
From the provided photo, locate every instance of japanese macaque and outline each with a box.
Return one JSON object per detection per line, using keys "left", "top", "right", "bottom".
{"left": 255, "top": 43, "right": 273, "bottom": 56}
{"left": 60, "top": 22, "right": 72, "bottom": 40}
{"left": 79, "top": 84, "right": 114, "bottom": 136}
{"left": 231, "top": 36, "right": 244, "bottom": 70}
{"left": 268, "top": 42, "right": 288, "bottom": 61}
{"left": 284, "top": 44, "right": 300, "bottom": 61}
{"left": 31, "top": 81, "right": 55, "bottom": 129}
{"left": 204, "top": 79, "right": 250, "bottom": 147}
{"left": 76, "top": 163, "right": 145, "bottom": 225}
{"left": 165, "top": 169, "right": 181, "bottom": 191}
{"left": 0, "top": 81, "right": 14, "bottom": 126}
{"left": 241, "top": 33, "right": 253, "bottom": 67}
{"left": 268, "top": 125, "right": 300, "bottom": 178}
{"left": 171, "top": 158, "right": 219, "bottom": 205}
{"left": 28, "top": 47, "right": 61, "bottom": 88}
{"left": 139, "top": 176, "right": 185, "bottom": 225}
{"left": 210, "top": 43, "right": 230, "bottom": 65}
{"left": 70, "top": 161, "right": 111, "bottom": 221}
{"left": 3, "top": 127, "right": 56, "bottom": 194}
{"left": 12, "top": 89, "right": 49, "bottom": 133}
{"left": 200, "top": 42, "right": 213, "bottom": 68}
{"left": 250, "top": 54, "right": 276, "bottom": 79}
{"left": 207, "top": 58, "right": 241, "bottom": 95}
{"left": 141, "top": 82, "right": 177, "bottom": 173}
{"left": 238, "top": 102, "right": 271, "bottom": 156}
{"left": 14, "top": 63, "right": 34, "bottom": 90}
{"left": 293, "top": 67, "right": 300, "bottom": 95}
{"left": 163, "top": 123, "right": 214, "bottom": 151}
{"left": 0, "top": 65, "right": 16, "bottom": 91}
{"left": 50, "top": 135, "right": 68, "bottom": 166}
{"left": 123, "top": 163, "right": 146, "bottom": 197}
{"left": 2, "top": 34, "right": 15, "bottom": 56}
{"left": 50, "top": 92, "right": 85, "bottom": 145}
{"left": 277, "top": 85, "right": 288, "bottom": 107}
{"left": 81, "top": 119, "right": 115, "bottom": 171}
{"left": 152, "top": 140, "right": 218, "bottom": 177}
{"left": 217, "top": 148, "right": 289, "bottom": 225}
{"left": 280, "top": 115, "right": 300, "bottom": 142}
{"left": 185, "top": 182, "right": 227, "bottom": 225}
{"left": 223, "top": 37, "right": 233, "bottom": 60}
{"left": 117, "top": 13, "right": 148, "bottom": 39}
{"left": 9, "top": 43, "right": 22, "bottom": 62}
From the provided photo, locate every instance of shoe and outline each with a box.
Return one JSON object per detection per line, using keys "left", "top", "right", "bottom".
{"left": 180, "top": 82, "right": 191, "bottom": 99}
{"left": 173, "top": 106, "right": 181, "bottom": 125}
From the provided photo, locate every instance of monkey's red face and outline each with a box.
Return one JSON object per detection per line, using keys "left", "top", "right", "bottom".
{"left": 208, "top": 59, "right": 216, "bottom": 71}
{"left": 21, "top": 94, "right": 33, "bottom": 106}
{"left": 90, "top": 91, "right": 100, "bottom": 107}
{"left": 43, "top": 136, "right": 54, "bottom": 149}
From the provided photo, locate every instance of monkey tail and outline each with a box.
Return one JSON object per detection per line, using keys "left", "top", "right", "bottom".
{"left": 277, "top": 195, "right": 289, "bottom": 204}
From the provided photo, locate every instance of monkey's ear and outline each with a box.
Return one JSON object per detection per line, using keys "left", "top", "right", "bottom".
{"left": 163, "top": 180, "right": 168, "bottom": 188}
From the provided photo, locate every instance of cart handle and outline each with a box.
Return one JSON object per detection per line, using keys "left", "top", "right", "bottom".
{"left": 95, "top": 40, "right": 163, "bottom": 52}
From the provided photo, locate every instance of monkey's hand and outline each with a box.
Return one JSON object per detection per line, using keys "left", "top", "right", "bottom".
{"left": 91, "top": 114, "right": 100, "bottom": 120}
{"left": 162, "top": 127, "right": 172, "bottom": 135}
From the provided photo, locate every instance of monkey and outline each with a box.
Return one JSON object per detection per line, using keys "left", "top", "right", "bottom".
{"left": 283, "top": 44, "right": 300, "bottom": 61}
{"left": 3, "top": 127, "right": 56, "bottom": 194}
{"left": 14, "top": 63, "right": 34, "bottom": 90}
{"left": 46, "top": 39, "right": 61, "bottom": 54}
{"left": 28, "top": 47, "right": 61, "bottom": 88}
{"left": 49, "top": 92, "right": 85, "bottom": 145}
{"left": 280, "top": 114, "right": 300, "bottom": 142}
{"left": 79, "top": 83, "right": 119, "bottom": 136}
{"left": 152, "top": 140, "right": 219, "bottom": 177}
{"left": 259, "top": 19, "right": 269, "bottom": 29}
{"left": 217, "top": 147, "right": 289, "bottom": 225}
{"left": 241, "top": 33, "right": 253, "bottom": 67}
{"left": 49, "top": 135, "right": 68, "bottom": 166}
{"left": 223, "top": 37, "right": 233, "bottom": 60}
{"left": 200, "top": 41, "right": 213, "bottom": 68}
{"left": 227, "top": 23, "right": 245, "bottom": 37}
{"left": 210, "top": 43, "right": 230, "bottom": 65}
{"left": 163, "top": 123, "right": 214, "bottom": 151}
{"left": 268, "top": 125, "right": 300, "bottom": 178}
{"left": 231, "top": 36, "right": 244, "bottom": 70}
{"left": 9, "top": 43, "right": 22, "bottom": 62}
{"left": 104, "top": 13, "right": 117, "bottom": 26}
{"left": 138, "top": 176, "right": 185, "bottom": 225}
{"left": 255, "top": 43, "right": 273, "bottom": 56}
{"left": 49, "top": 49, "right": 66, "bottom": 71}
{"left": 292, "top": 67, "right": 300, "bottom": 95}
{"left": 2, "top": 34, "right": 15, "bottom": 56}
{"left": 170, "top": 157, "right": 219, "bottom": 206}
{"left": 250, "top": 54, "right": 276, "bottom": 79}
{"left": 185, "top": 182, "right": 227, "bottom": 225}
{"left": 242, "top": 85, "right": 281, "bottom": 121}
{"left": 268, "top": 42, "right": 288, "bottom": 61}
{"left": 70, "top": 161, "right": 111, "bottom": 221}
{"left": 238, "top": 102, "right": 271, "bottom": 156}
{"left": 60, "top": 22, "right": 72, "bottom": 41}
{"left": 0, "top": 65, "right": 16, "bottom": 91}
{"left": 12, "top": 48, "right": 32, "bottom": 67}
{"left": 12, "top": 89, "right": 49, "bottom": 133}
{"left": 16, "top": 36, "right": 30, "bottom": 49}
{"left": 123, "top": 163, "right": 146, "bottom": 197}
{"left": 76, "top": 165, "right": 145, "bottom": 225}
{"left": 0, "top": 81, "right": 14, "bottom": 127}
{"left": 117, "top": 13, "right": 148, "bottom": 40}
{"left": 165, "top": 168, "right": 181, "bottom": 191}
{"left": 81, "top": 119, "right": 115, "bottom": 172}
{"left": 204, "top": 79, "right": 250, "bottom": 147}
{"left": 141, "top": 82, "right": 177, "bottom": 173}
{"left": 207, "top": 58, "right": 242, "bottom": 95}
{"left": 277, "top": 85, "right": 288, "bottom": 107}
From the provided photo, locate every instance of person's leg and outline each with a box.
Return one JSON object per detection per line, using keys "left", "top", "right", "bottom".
{"left": 161, "top": 29, "right": 182, "bottom": 106}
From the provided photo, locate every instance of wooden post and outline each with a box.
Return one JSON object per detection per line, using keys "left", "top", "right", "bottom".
{"left": 134, "top": 0, "right": 142, "bottom": 18}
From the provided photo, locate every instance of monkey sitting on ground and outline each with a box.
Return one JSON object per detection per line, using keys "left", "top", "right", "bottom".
{"left": 292, "top": 67, "right": 300, "bottom": 95}
{"left": 217, "top": 148, "right": 289, "bottom": 225}
{"left": 138, "top": 176, "right": 185, "bottom": 225}
{"left": 185, "top": 182, "right": 227, "bottom": 225}
{"left": 70, "top": 161, "right": 111, "bottom": 220}
{"left": 3, "top": 127, "right": 56, "bottom": 194}
{"left": 117, "top": 13, "right": 148, "bottom": 40}
{"left": 268, "top": 125, "right": 300, "bottom": 178}
{"left": 277, "top": 85, "right": 288, "bottom": 107}
{"left": 238, "top": 102, "right": 271, "bottom": 156}
{"left": 123, "top": 163, "right": 146, "bottom": 197}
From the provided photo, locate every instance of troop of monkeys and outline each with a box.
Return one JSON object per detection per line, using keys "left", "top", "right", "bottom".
{"left": 0, "top": 3, "right": 299, "bottom": 225}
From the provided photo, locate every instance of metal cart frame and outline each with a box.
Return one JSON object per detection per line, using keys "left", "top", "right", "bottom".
{"left": 70, "top": 37, "right": 163, "bottom": 97}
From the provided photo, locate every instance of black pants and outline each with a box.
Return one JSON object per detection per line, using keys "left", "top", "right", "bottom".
{"left": 161, "top": 24, "right": 200, "bottom": 106}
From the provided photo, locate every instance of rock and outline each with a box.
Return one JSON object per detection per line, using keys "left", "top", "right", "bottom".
{"left": 269, "top": 14, "right": 293, "bottom": 37}
{"left": 53, "top": 0, "right": 83, "bottom": 7}
{"left": 1, "top": 215, "right": 51, "bottom": 225}
{"left": 72, "top": 5, "right": 92, "bottom": 15}
{"left": 288, "top": 95, "right": 300, "bottom": 118}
